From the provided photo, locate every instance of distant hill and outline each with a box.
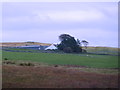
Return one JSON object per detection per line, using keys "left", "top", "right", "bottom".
{"left": 0, "top": 42, "right": 51, "bottom": 47}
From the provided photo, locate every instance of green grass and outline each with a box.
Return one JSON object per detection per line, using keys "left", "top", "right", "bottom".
{"left": 3, "top": 48, "right": 40, "bottom": 52}
{"left": 2, "top": 50, "right": 119, "bottom": 68}
{"left": 86, "top": 47, "right": 119, "bottom": 55}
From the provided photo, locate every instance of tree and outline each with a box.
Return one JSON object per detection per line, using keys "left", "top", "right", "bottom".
{"left": 76, "top": 39, "right": 81, "bottom": 47}
{"left": 63, "top": 47, "right": 73, "bottom": 53}
{"left": 57, "top": 34, "right": 82, "bottom": 53}
{"left": 59, "top": 34, "right": 72, "bottom": 41}
{"left": 81, "top": 40, "right": 89, "bottom": 49}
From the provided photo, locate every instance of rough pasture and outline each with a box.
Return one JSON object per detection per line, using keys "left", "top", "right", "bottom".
{"left": 2, "top": 65, "right": 118, "bottom": 88}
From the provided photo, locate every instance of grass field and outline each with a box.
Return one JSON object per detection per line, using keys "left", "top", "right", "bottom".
{"left": 2, "top": 50, "right": 119, "bottom": 68}
{"left": 2, "top": 46, "right": 119, "bottom": 88}
{"left": 2, "top": 47, "right": 40, "bottom": 52}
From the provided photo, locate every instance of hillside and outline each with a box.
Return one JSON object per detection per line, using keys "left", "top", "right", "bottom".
{"left": 1, "top": 42, "right": 119, "bottom": 55}
{"left": 0, "top": 42, "right": 51, "bottom": 47}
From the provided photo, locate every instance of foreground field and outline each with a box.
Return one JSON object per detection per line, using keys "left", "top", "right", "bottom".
{"left": 2, "top": 46, "right": 119, "bottom": 88}
{"left": 2, "top": 64, "right": 118, "bottom": 88}
{"left": 2, "top": 48, "right": 119, "bottom": 88}
{"left": 2, "top": 50, "right": 118, "bottom": 68}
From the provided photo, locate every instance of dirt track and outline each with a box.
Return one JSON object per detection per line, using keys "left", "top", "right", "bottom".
{"left": 2, "top": 65, "right": 119, "bottom": 88}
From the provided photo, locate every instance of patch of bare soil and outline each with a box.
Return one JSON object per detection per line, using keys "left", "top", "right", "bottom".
{"left": 2, "top": 64, "right": 119, "bottom": 88}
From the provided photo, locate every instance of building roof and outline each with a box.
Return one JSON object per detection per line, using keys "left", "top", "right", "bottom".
{"left": 45, "top": 44, "right": 57, "bottom": 50}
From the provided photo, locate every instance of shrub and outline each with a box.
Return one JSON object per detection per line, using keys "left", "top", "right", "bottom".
{"left": 3, "top": 60, "right": 15, "bottom": 64}
{"left": 4, "top": 58, "right": 8, "bottom": 60}
{"left": 82, "top": 49, "right": 87, "bottom": 53}
{"left": 27, "top": 62, "right": 34, "bottom": 66}
{"left": 54, "top": 65, "right": 58, "bottom": 67}
{"left": 19, "top": 62, "right": 34, "bottom": 66}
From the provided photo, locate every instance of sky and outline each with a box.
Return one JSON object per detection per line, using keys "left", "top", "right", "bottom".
{"left": 1, "top": 1, "right": 118, "bottom": 47}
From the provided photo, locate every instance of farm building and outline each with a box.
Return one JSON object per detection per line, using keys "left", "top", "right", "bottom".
{"left": 39, "top": 45, "right": 49, "bottom": 50}
{"left": 45, "top": 44, "right": 57, "bottom": 50}
{"left": 16, "top": 45, "right": 49, "bottom": 50}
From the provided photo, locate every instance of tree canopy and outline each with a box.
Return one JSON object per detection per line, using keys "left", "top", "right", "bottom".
{"left": 57, "top": 34, "right": 82, "bottom": 53}
{"left": 81, "top": 40, "right": 89, "bottom": 49}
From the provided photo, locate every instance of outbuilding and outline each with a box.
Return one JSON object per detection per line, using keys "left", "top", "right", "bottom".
{"left": 45, "top": 44, "right": 57, "bottom": 50}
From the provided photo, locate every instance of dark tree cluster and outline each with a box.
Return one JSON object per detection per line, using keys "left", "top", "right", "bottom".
{"left": 57, "top": 34, "right": 82, "bottom": 53}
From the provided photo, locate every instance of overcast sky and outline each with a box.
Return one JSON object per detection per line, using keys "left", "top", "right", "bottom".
{"left": 2, "top": 2, "right": 118, "bottom": 47}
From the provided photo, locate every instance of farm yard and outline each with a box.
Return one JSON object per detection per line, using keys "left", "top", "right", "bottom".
{"left": 1, "top": 45, "right": 119, "bottom": 88}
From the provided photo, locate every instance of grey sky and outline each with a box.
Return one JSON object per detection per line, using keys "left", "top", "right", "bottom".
{"left": 2, "top": 2, "right": 118, "bottom": 47}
